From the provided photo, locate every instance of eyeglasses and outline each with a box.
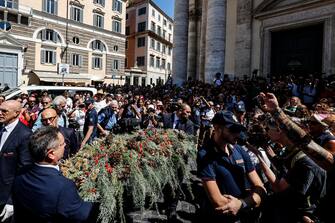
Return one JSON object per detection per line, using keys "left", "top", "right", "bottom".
{"left": 41, "top": 116, "right": 57, "bottom": 123}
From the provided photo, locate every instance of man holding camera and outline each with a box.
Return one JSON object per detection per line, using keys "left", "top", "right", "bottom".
{"left": 142, "top": 105, "right": 159, "bottom": 129}
{"left": 97, "top": 100, "right": 119, "bottom": 136}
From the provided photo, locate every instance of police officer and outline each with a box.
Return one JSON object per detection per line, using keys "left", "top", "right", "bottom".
{"left": 81, "top": 98, "right": 98, "bottom": 148}
{"left": 197, "top": 111, "right": 266, "bottom": 223}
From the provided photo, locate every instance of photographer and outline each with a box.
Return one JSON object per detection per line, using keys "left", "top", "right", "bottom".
{"left": 97, "top": 100, "right": 119, "bottom": 136}
{"left": 141, "top": 105, "right": 159, "bottom": 129}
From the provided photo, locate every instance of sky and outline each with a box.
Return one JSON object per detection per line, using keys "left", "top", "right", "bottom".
{"left": 153, "top": 0, "right": 175, "bottom": 19}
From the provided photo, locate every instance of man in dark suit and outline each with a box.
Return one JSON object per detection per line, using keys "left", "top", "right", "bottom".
{"left": 13, "top": 126, "right": 98, "bottom": 222}
{"left": 0, "top": 100, "right": 32, "bottom": 222}
{"left": 41, "top": 108, "right": 79, "bottom": 159}
{"left": 162, "top": 103, "right": 195, "bottom": 135}
{"left": 161, "top": 103, "right": 195, "bottom": 222}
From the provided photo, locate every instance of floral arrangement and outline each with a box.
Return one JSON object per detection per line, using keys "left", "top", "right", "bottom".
{"left": 61, "top": 129, "right": 197, "bottom": 223}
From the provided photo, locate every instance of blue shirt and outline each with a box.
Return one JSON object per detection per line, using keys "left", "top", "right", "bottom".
{"left": 98, "top": 109, "right": 117, "bottom": 130}
{"left": 197, "top": 142, "right": 255, "bottom": 198}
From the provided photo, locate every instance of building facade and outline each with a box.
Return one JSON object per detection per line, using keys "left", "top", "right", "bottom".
{"left": 0, "top": 0, "right": 127, "bottom": 87}
{"left": 125, "top": 0, "right": 173, "bottom": 86}
{"left": 173, "top": 0, "right": 335, "bottom": 84}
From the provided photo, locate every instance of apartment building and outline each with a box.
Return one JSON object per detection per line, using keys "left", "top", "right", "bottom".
{"left": 0, "top": 0, "right": 127, "bottom": 87}
{"left": 125, "top": 0, "right": 173, "bottom": 86}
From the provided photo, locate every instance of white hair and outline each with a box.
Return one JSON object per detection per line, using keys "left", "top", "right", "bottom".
{"left": 52, "top": 96, "right": 66, "bottom": 106}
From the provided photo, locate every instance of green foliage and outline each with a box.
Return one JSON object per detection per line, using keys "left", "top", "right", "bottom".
{"left": 61, "top": 129, "right": 196, "bottom": 223}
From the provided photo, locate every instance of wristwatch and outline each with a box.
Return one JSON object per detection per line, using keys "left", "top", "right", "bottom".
{"left": 240, "top": 199, "right": 248, "bottom": 209}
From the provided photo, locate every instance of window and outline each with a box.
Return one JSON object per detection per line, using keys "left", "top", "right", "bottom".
{"left": 113, "top": 60, "right": 119, "bottom": 70}
{"left": 137, "top": 22, "right": 146, "bottom": 32}
{"left": 158, "top": 14, "right": 161, "bottom": 21}
{"left": 39, "top": 29, "right": 61, "bottom": 43}
{"left": 112, "top": 20, "right": 121, "bottom": 33}
{"left": 162, "top": 45, "right": 166, "bottom": 54}
{"left": 71, "top": 54, "right": 82, "bottom": 67}
{"left": 141, "top": 77, "right": 146, "bottom": 87}
{"left": 92, "top": 56, "right": 102, "bottom": 69}
{"left": 91, "top": 40, "right": 106, "bottom": 51}
{"left": 168, "top": 33, "right": 171, "bottom": 42}
{"left": 168, "top": 47, "right": 172, "bottom": 55}
{"left": 150, "top": 39, "right": 155, "bottom": 49}
{"left": 41, "top": 49, "right": 56, "bottom": 64}
{"left": 163, "top": 30, "right": 166, "bottom": 39}
{"left": 94, "top": 0, "right": 105, "bottom": 7}
{"left": 169, "top": 24, "right": 172, "bottom": 30}
{"left": 43, "top": 0, "right": 57, "bottom": 15}
{"left": 0, "top": 0, "right": 18, "bottom": 9}
{"left": 167, "top": 62, "right": 171, "bottom": 71}
{"left": 152, "top": 9, "right": 155, "bottom": 17}
{"left": 138, "top": 7, "right": 146, "bottom": 16}
{"left": 137, "top": 37, "right": 145, "bottom": 48}
{"left": 112, "top": 0, "right": 122, "bottom": 13}
{"left": 72, "top": 36, "right": 80, "bottom": 44}
{"left": 161, "top": 59, "right": 166, "bottom": 69}
{"left": 137, "top": 56, "right": 145, "bottom": 66}
{"left": 70, "top": 6, "right": 83, "bottom": 22}
{"left": 163, "top": 19, "right": 167, "bottom": 26}
{"left": 157, "top": 26, "right": 161, "bottom": 36}
{"left": 156, "top": 57, "right": 160, "bottom": 68}
{"left": 151, "top": 21, "right": 156, "bottom": 32}
{"left": 113, "top": 45, "right": 119, "bottom": 52}
{"left": 93, "top": 14, "right": 104, "bottom": 28}
{"left": 125, "top": 26, "right": 130, "bottom": 35}
{"left": 150, "top": 55, "right": 154, "bottom": 67}
{"left": 156, "top": 42, "right": 161, "bottom": 52}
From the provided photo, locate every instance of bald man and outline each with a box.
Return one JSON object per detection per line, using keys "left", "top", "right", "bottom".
{"left": 0, "top": 100, "right": 32, "bottom": 222}
{"left": 41, "top": 108, "right": 79, "bottom": 159}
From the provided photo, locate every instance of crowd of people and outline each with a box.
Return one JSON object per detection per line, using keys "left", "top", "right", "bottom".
{"left": 0, "top": 73, "right": 335, "bottom": 223}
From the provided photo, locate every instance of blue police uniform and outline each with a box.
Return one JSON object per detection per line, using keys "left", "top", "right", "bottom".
{"left": 197, "top": 140, "right": 255, "bottom": 222}
{"left": 84, "top": 108, "right": 98, "bottom": 144}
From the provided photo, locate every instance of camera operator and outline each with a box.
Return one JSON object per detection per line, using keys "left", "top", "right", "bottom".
{"left": 141, "top": 105, "right": 159, "bottom": 129}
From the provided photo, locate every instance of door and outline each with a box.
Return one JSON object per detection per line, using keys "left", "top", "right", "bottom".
{"left": 0, "top": 53, "right": 18, "bottom": 88}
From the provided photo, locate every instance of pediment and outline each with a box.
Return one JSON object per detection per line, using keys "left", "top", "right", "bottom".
{"left": 255, "top": 0, "right": 322, "bottom": 15}
{"left": 0, "top": 33, "right": 23, "bottom": 48}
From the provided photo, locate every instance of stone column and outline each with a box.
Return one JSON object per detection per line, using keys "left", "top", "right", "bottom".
{"left": 234, "top": 0, "right": 252, "bottom": 77}
{"left": 198, "top": 0, "right": 208, "bottom": 82}
{"left": 172, "top": 0, "right": 189, "bottom": 86}
{"left": 204, "top": 0, "right": 227, "bottom": 83}
{"left": 195, "top": 0, "right": 203, "bottom": 80}
{"left": 187, "top": 0, "right": 197, "bottom": 81}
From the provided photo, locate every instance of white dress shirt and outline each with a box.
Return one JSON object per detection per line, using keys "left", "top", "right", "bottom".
{"left": 173, "top": 113, "right": 179, "bottom": 129}
{"left": 0, "top": 119, "right": 19, "bottom": 151}
{"left": 35, "top": 163, "right": 60, "bottom": 171}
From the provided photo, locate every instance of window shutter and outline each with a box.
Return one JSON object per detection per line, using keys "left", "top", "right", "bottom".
{"left": 79, "top": 55, "right": 83, "bottom": 67}
{"left": 92, "top": 41, "right": 96, "bottom": 50}
{"left": 80, "top": 9, "right": 83, "bottom": 22}
{"left": 70, "top": 7, "right": 74, "bottom": 20}
{"left": 120, "top": 2, "right": 123, "bottom": 13}
{"left": 52, "top": 51, "right": 57, "bottom": 65}
{"left": 101, "top": 16, "right": 104, "bottom": 28}
{"left": 70, "top": 54, "right": 73, "bottom": 65}
{"left": 54, "top": 0, "right": 58, "bottom": 15}
{"left": 93, "top": 14, "right": 97, "bottom": 26}
{"left": 52, "top": 31, "right": 57, "bottom": 43}
{"left": 102, "top": 0, "right": 105, "bottom": 7}
{"left": 42, "top": 0, "right": 46, "bottom": 12}
{"left": 92, "top": 57, "right": 95, "bottom": 69}
{"left": 41, "top": 50, "right": 46, "bottom": 64}
{"left": 41, "top": 29, "right": 46, "bottom": 41}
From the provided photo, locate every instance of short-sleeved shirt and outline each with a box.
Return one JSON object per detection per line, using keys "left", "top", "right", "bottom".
{"left": 83, "top": 108, "right": 98, "bottom": 143}
{"left": 197, "top": 141, "right": 255, "bottom": 198}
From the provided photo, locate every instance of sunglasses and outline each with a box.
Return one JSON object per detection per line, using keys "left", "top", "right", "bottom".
{"left": 42, "top": 116, "right": 57, "bottom": 123}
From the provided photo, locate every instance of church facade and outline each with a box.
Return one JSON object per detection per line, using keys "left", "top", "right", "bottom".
{"left": 173, "top": 0, "right": 335, "bottom": 84}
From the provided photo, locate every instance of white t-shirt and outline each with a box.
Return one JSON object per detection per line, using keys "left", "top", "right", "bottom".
{"left": 72, "top": 109, "right": 85, "bottom": 131}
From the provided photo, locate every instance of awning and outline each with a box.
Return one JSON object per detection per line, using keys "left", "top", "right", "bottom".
{"left": 33, "top": 71, "right": 93, "bottom": 84}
